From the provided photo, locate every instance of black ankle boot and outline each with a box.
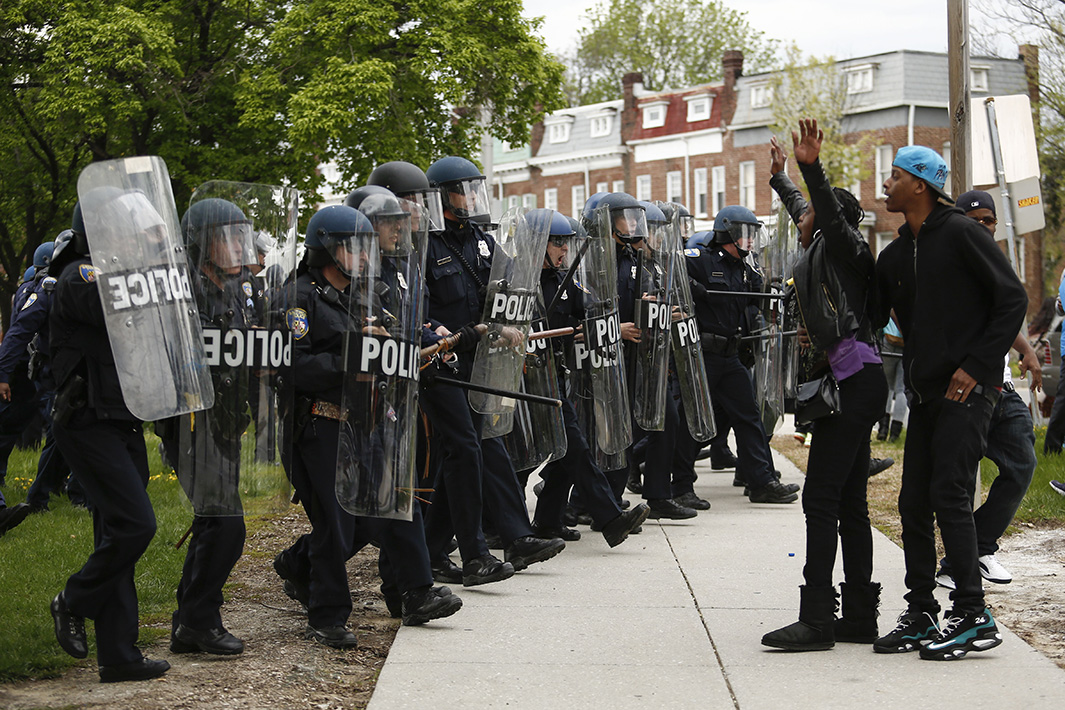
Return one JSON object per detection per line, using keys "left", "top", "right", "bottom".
{"left": 835, "top": 581, "right": 881, "bottom": 643}
{"left": 761, "top": 585, "right": 837, "bottom": 651}
{"left": 888, "top": 421, "right": 903, "bottom": 442}
{"left": 876, "top": 415, "right": 890, "bottom": 441}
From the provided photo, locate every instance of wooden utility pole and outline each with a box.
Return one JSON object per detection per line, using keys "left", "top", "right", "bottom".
{"left": 948, "top": 0, "right": 972, "bottom": 198}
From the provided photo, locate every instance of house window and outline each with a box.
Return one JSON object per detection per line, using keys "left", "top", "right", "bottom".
{"left": 507, "top": 195, "right": 520, "bottom": 210}
{"left": 693, "top": 168, "right": 708, "bottom": 217}
{"left": 711, "top": 166, "right": 725, "bottom": 215}
{"left": 596, "top": 181, "right": 609, "bottom": 194}
{"left": 846, "top": 66, "right": 874, "bottom": 94}
{"left": 544, "top": 188, "right": 558, "bottom": 211}
{"left": 548, "top": 122, "right": 571, "bottom": 144}
{"left": 522, "top": 194, "right": 537, "bottom": 210}
{"left": 590, "top": 114, "right": 613, "bottom": 138}
{"left": 571, "top": 184, "right": 586, "bottom": 217}
{"left": 686, "top": 96, "right": 712, "bottom": 122}
{"left": 971, "top": 67, "right": 990, "bottom": 93}
{"left": 642, "top": 101, "right": 668, "bottom": 129}
{"left": 875, "top": 145, "right": 894, "bottom": 198}
{"left": 876, "top": 232, "right": 894, "bottom": 256}
{"left": 739, "top": 161, "right": 756, "bottom": 210}
{"left": 612, "top": 180, "right": 625, "bottom": 193}
{"left": 750, "top": 84, "right": 773, "bottom": 109}
{"left": 666, "top": 171, "right": 683, "bottom": 204}
{"left": 636, "top": 175, "right": 652, "bottom": 201}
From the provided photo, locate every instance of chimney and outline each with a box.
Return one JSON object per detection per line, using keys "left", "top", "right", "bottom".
{"left": 621, "top": 72, "right": 644, "bottom": 145}
{"left": 721, "top": 50, "right": 744, "bottom": 125}
{"left": 1019, "top": 44, "right": 1040, "bottom": 121}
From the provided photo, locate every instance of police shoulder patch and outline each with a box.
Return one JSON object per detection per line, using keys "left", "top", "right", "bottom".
{"left": 684, "top": 248, "right": 701, "bottom": 258}
{"left": 78, "top": 264, "right": 99, "bottom": 283}
{"left": 20, "top": 293, "right": 38, "bottom": 310}
{"left": 242, "top": 281, "right": 253, "bottom": 297}
{"left": 287, "top": 308, "right": 309, "bottom": 340}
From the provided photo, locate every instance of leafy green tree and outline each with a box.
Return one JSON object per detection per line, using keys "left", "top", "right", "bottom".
{"left": 239, "top": 0, "right": 566, "bottom": 195}
{"left": 767, "top": 46, "right": 874, "bottom": 191}
{"left": 568, "top": 0, "right": 778, "bottom": 104}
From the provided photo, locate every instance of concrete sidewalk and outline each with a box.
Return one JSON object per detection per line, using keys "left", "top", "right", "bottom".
{"left": 367, "top": 443, "right": 1065, "bottom": 709}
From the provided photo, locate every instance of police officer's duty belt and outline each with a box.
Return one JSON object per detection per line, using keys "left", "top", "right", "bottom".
{"left": 700, "top": 332, "right": 740, "bottom": 357}
{"left": 311, "top": 400, "right": 349, "bottom": 422}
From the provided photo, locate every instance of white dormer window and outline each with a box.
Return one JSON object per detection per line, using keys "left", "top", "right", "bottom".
{"left": 590, "top": 113, "right": 613, "bottom": 138}
{"left": 750, "top": 84, "right": 773, "bottom": 109}
{"left": 971, "top": 67, "right": 990, "bottom": 93}
{"left": 846, "top": 64, "right": 875, "bottom": 94}
{"left": 642, "top": 100, "right": 669, "bottom": 129}
{"left": 685, "top": 93, "right": 712, "bottom": 122}
{"left": 500, "top": 140, "right": 523, "bottom": 153}
{"left": 545, "top": 115, "right": 575, "bottom": 144}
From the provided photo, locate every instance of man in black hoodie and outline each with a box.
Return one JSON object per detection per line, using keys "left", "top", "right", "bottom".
{"left": 872, "top": 146, "right": 1027, "bottom": 661}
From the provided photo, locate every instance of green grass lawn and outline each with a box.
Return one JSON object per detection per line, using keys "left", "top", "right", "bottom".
{"left": 0, "top": 433, "right": 291, "bottom": 682}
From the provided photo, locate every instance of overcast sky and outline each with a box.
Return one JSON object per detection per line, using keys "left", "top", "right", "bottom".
{"left": 522, "top": 0, "right": 1015, "bottom": 61}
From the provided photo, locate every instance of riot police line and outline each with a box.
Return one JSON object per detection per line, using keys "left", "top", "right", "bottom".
{"left": 38, "top": 152, "right": 804, "bottom": 684}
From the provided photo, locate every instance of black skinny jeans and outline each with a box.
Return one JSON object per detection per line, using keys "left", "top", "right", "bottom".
{"left": 802, "top": 363, "right": 888, "bottom": 588}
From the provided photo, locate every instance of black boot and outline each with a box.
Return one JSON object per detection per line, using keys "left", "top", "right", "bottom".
{"left": 888, "top": 420, "right": 903, "bottom": 443}
{"left": 761, "top": 585, "right": 837, "bottom": 651}
{"left": 834, "top": 581, "right": 881, "bottom": 643}
{"left": 876, "top": 414, "right": 890, "bottom": 441}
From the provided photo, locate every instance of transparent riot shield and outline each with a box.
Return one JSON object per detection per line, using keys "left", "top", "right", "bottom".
{"left": 630, "top": 214, "right": 676, "bottom": 431}
{"left": 336, "top": 198, "right": 427, "bottom": 520}
{"left": 168, "top": 181, "right": 297, "bottom": 516}
{"left": 667, "top": 231, "right": 716, "bottom": 442}
{"left": 750, "top": 215, "right": 786, "bottom": 434}
{"left": 468, "top": 207, "right": 551, "bottom": 413}
{"left": 570, "top": 205, "right": 632, "bottom": 456}
{"left": 495, "top": 316, "right": 567, "bottom": 472}
{"left": 775, "top": 204, "right": 802, "bottom": 400}
{"left": 76, "top": 156, "right": 214, "bottom": 421}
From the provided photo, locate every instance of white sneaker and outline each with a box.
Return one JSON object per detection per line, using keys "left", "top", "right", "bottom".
{"left": 935, "top": 570, "right": 956, "bottom": 590}
{"left": 803, "top": 432, "right": 813, "bottom": 448}
{"left": 978, "top": 554, "right": 1012, "bottom": 584}
{"left": 1051, "top": 480, "right": 1065, "bottom": 497}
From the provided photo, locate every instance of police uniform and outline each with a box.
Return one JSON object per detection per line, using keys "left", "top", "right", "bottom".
{"left": 420, "top": 218, "right": 537, "bottom": 563}
{"left": 0, "top": 271, "right": 80, "bottom": 510}
{"left": 168, "top": 266, "right": 255, "bottom": 641}
{"left": 532, "top": 266, "right": 624, "bottom": 530}
{"left": 685, "top": 245, "right": 779, "bottom": 491}
{"left": 280, "top": 265, "right": 432, "bottom": 631}
{"left": 616, "top": 242, "right": 679, "bottom": 503}
{"left": 49, "top": 256, "right": 158, "bottom": 668}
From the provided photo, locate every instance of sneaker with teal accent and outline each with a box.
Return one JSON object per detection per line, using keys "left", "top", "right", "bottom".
{"left": 919, "top": 609, "right": 1002, "bottom": 660}
{"left": 872, "top": 610, "right": 939, "bottom": 653}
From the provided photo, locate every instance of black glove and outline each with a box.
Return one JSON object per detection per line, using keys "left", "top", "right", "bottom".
{"left": 452, "top": 323, "right": 482, "bottom": 353}
{"left": 689, "top": 279, "right": 709, "bottom": 302}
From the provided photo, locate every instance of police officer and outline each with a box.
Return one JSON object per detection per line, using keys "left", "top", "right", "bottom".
{"left": 421, "top": 156, "right": 564, "bottom": 585}
{"left": 685, "top": 206, "right": 799, "bottom": 504}
{"left": 528, "top": 209, "right": 650, "bottom": 545}
{"left": 165, "top": 198, "right": 257, "bottom": 656}
{"left": 48, "top": 203, "right": 171, "bottom": 682}
{"left": 277, "top": 205, "right": 461, "bottom": 647}
{"left": 0, "top": 238, "right": 81, "bottom": 513}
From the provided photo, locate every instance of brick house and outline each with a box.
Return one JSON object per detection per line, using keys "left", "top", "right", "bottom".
{"left": 488, "top": 47, "right": 1043, "bottom": 309}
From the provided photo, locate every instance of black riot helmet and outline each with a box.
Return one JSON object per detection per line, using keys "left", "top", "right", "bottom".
{"left": 181, "top": 198, "right": 256, "bottom": 271}
{"left": 425, "top": 156, "right": 491, "bottom": 221}
{"left": 304, "top": 204, "right": 376, "bottom": 278}
{"left": 599, "top": 192, "right": 647, "bottom": 246}
{"left": 348, "top": 188, "right": 415, "bottom": 256}
{"left": 367, "top": 161, "right": 444, "bottom": 232}
{"left": 657, "top": 201, "right": 695, "bottom": 243}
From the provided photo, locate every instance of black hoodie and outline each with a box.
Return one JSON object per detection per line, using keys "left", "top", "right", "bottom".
{"left": 875, "top": 203, "right": 1027, "bottom": 403}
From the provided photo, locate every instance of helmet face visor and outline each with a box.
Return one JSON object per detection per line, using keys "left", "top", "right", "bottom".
{"left": 442, "top": 177, "right": 491, "bottom": 220}
{"left": 729, "top": 221, "right": 766, "bottom": 252}
{"left": 401, "top": 188, "right": 445, "bottom": 232}
{"left": 320, "top": 231, "right": 377, "bottom": 278}
{"left": 206, "top": 221, "right": 256, "bottom": 270}
{"left": 611, "top": 207, "right": 648, "bottom": 245}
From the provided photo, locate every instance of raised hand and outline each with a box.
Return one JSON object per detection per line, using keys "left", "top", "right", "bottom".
{"left": 770, "top": 135, "right": 788, "bottom": 175}
{"left": 791, "top": 117, "right": 824, "bottom": 165}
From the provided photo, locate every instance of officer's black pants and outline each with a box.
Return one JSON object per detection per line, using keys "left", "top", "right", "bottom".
{"left": 632, "top": 383, "right": 679, "bottom": 501}
{"left": 176, "top": 515, "right": 246, "bottom": 630}
{"left": 54, "top": 411, "right": 154, "bottom": 666}
{"left": 420, "top": 381, "right": 533, "bottom": 563}
{"left": 801, "top": 364, "right": 887, "bottom": 587}
{"left": 288, "top": 416, "right": 432, "bottom": 628}
{"left": 703, "top": 353, "right": 775, "bottom": 488}
{"left": 535, "top": 398, "right": 620, "bottom": 529}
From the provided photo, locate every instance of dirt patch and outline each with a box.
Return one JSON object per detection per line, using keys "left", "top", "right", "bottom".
{"left": 0, "top": 509, "right": 398, "bottom": 710}
{"left": 779, "top": 435, "right": 1065, "bottom": 670}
